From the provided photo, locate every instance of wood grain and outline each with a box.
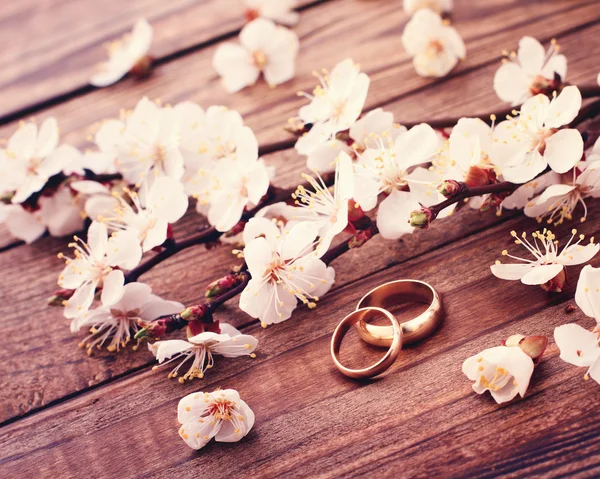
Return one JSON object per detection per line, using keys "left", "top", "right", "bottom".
{"left": 0, "top": 0, "right": 320, "bottom": 121}
{"left": 1, "top": 210, "right": 598, "bottom": 478}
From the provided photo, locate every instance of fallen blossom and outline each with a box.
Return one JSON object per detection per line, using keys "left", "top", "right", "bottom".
{"left": 150, "top": 323, "right": 257, "bottom": 382}
{"left": 462, "top": 344, "right": 535, "bottom": 404}
{"left": 213, "top": 18, "right": 299, "bottom": 93}
{"left": 494, "top": 36, "right": 566, "bottom": 106}
{"left": 90, "top": 19, "right": 153, "bottom": 87}
{"left": 240, "top": 221, "right": 335, "bottom": 326}
{"left": 401, "top": 9, "right": 465, "bottom": 78}
{"left": 491, "top": 86, "right": 583, "bottom": 184}
{"left": 244, "top": 0, "right": 299, "bottom": 25}
{"left": 491, "top": 229, "right": 599, "bottom": 292}
{"left": 57, "top": 221, "right": 142, "bottom": 319}
{"left": 554, "top": 323, "right": 600, "bottom": 385}
{"left": 177, "top": 389, "right": 255, "bottom": 450}
{"left": 74, "top": 282, "right": 182, "bottom": 354}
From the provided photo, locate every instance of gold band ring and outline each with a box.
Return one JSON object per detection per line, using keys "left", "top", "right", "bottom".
{"left": 331, "top": 307, "right": 402, "bottom": 379}
{"left": 354, "top": 280, "right": 442, "bottom": 348}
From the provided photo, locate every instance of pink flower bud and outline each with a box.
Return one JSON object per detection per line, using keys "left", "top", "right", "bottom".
{"left": 409, "top": 208, "right": 433, "bottom": 229}
{"left": 437, "top": 179, "right": 462, "bottom": 198}
{"left": 180, "top": 304, "right": 210, "bottom": 321}
{"left": 48, "top": 288, "right": 75, "bottom": 306}
{"left": 205, "top": 275, "right": 239, "bottom": 298}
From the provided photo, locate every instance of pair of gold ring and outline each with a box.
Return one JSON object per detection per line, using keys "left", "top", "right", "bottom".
{"left": 330, "top": 280, "right": 443, "bottom": 379}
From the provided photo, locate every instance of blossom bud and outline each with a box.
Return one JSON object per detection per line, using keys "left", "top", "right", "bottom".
{"left": 437, "top": 179, "right": 463, "bottom": 198}
{"left": 205, "top": 275, "right": 238, "bottom": 298}
{"left": 187, "top": 319, "right": 221, "bottom": 337}
{"left": 129, "top": 55, "right": 154, "bottom": 79}
{"left": 47, "top": 288, "right": 74, "bottom": 306}
{"left": 465, "top": 166, "right": 494, "bottom": 188}
{"left": 349, "top": 227, "right": 376, "bottom": 249}
{"left": 502, "top": 334, "right": 548, "bottom": 363}
{"left": 409, "top": 208, "right": 433, "bottom": 229}
{"left": 180, "top": 304, "right": 211, "bottom": 321}
{"left": 540, "top": 267, "right": 567, "bottom": 293}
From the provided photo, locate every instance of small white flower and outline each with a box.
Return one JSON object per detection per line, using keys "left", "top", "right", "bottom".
{"left": 491, "top": 229, "right": 599, "bottom": 291}
{"left": 403, "top": 0, "right": 453, "bottom": 15}
{"left": 103, "top": 177, "right": 188, "bottom": 252}
{"left": 462, "top": 345, "right": 534, "bottom": 404}
{"left": 554, "top": 323, "right": 600, "bottom": 384}
{"left": 75, "top": 282, "right": 182, "bottom": 354}
{"left": 116, "top": 97, "right": 185, "bottom": 185}
{"left": 90, "top": 19, "right": 153, "bottom": 87}
{"left": 213, "top": 18, "right": 299, "bottom": 93}
{"left": 292, "top": 151, "right": 355, "bottom": 256}
{"left": 494, "top": 37, "right": 566, "bottom": 106}
{"left": 401, "top": 9, "right": 465, "bottom": 78}
{"left": 353, "top": 123, "right": 442, "bottom": 239}
{"left": 0, "top": 118, "right": 65, "bottom": 204}
{"left": 177, "top": 389, "right": 255, "bottom": 450}
{"left": 207, "top": 142, "right": 271, "bottom": 232}
{"left": 575, "top": 265, "right": 600, "bottom": 326}
{"left": 244, "top": 0, "right": 299, "bottom": 25}
{"left": 240, "top": 221, "right": 335, "bottom": 326}
{"left": 57, "top": 221, "right": 143, "bottom": 320}
{"left": 297, "top": 59, "right": 370, "bottom": 138}
{"left": 150, "top": 323, "right": 258, "bottom": 382}
{"left": 491, "top": 86, "right": 583, "bottom": 184}
{"left": 523, "top": 160, "right": 600, "bottom": 225}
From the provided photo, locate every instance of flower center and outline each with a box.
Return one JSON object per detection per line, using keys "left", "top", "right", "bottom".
{"left": 253, "top": 51, "right": 267, "bottom": 69}
{"left": 207, "top": 398, "right": 235, "bottom": 420}
{"left": 425, "top": 40, "right": 445, "bottom": 58}
{"left": 532, "top": 128, "right": 557, "bottom": 154}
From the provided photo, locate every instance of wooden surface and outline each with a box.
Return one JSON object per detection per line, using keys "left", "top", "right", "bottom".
{"left": 1, "top": 0, "right": 600, "bottom": 477}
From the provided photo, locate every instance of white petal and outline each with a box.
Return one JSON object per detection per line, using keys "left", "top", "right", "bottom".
{"left": 517, "top": 36, "right": 546, "bottom": 77}
{"left": 106, "top": 230, "right": 142, "bottom": 269}
{"left": 281, "top": 221, "right": 319, "bottom": 260}
{"left": 244, "top": 236, "right": 274, "bottom": 277}
{"left": 394, "top": 123, "right": 440, "bottom": 169}
{"left": 520, "top": 263, "right": 564, "bottom": 285}
{"left": 64, "top": 281, "right": 96, "bottom": 319}
{"left": 554, "top": 323, "right": 600, "bottom": 367}
{"left": 177, "top": 391, "right": 211, "bottom": 425}
{"left": 560, "top": 242, "right": 600, "bottom": 266}
{"left": 70, "top": 180, "right": 111, "bottom": 195}
{"left": 208, "top": 193, "right": 247, "bottom": 233}
{"left": 500, "top": 150, "right": 547, "bottom": 184}
{"left": 544, "top": 85, "right": 582, "bottom": 129}
{"left": 376, "top": 190, "right": 419, "bottom": 240}
{"left": 35, "top": 118, "right": 59, "bottom": 158}
{"left": 540, "top": 54, "right": 567, "bottom": 80}
{"left": 213, "top": 43, "right": 259, "bottom": 93}
{"left": 243, "top": 217, "right": 281, "bottom": 247}
{"left": 543, "top": 129, "right": 583, "bottom": 174}
{"left": 100, "top": 269, "right": 125, "bottom": 306}
{"left": 493, "top": 62, "right": 531, "bottom": 105}
{"left": 87, "top": 221, "right": 108, "bottom": 259}
{"left": 490, "top": 263, "right": 534, "bottom": 280}
{"left": 575, "top": 265, "right": 600, "bottom": 320}
{"left": 212, "top": 334, "right": 258, "bottom": 357}
{"left": 147, "top": 176, "right": 188, "bottom": 223}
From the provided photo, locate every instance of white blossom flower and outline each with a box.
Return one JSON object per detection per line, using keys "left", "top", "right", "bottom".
{"left": 58, "top": 221, "right": 142, "bottom": 319}
{"left": 403, "top": 0, "right": 453, "bottom": 15}
{"left": 213, "top": 18, "right": 299, "bottom": 93}
{"left": 292, "top": 151, "right": 355, "bottom": 255}
{"left": 501, "top": 170, "right": 560, "bottom": 211}
{"left": 491, "top": 229, "right": 599, "bottom": 292}
{"left": 150, "top": 323, "right": 258, "bottom": 382}
{"left": 491, "top": 86, "right": 583, "bottom": 184}
{"left": 297, "top": 59, "right": 370, "bottom": 139}
{"left": 353, "top": 123, "right": 441, "bottom": 239}
{"left": 240, "top": 221, "right": 335, "bottom": 326}
{"left": 575, "top": 265, "right": 600, "bottom": 326}
{"left": 207, "top": 138, "right": 271, "bottom": 232}
{"left": 244, "top": 0, "right": 299, "bottom": 25}
{"left": 494, "top": 36, "right": 566, "bottom": 106}
{"left": 401, "top": 9, "right": 465, "bottom": 78}
{"left": 350, "top": 108, "right": 406, "bottom": 154}
{"left": 74, "top": 282, "right": 182, "bottom": 354}
{"left": 554, "top": 323, "right": 600, "bottom": 384}
{"left": 90, "top": 19, "right": 153, "bottom": 87}
{"left": 102, "top": 177, "right": 188, "bottom": 252}
{"left": 0, "top": 203, "right": 46, "bottom": 244}
{"left": 462, "top": 345, "right": 534, "bottom": 404}
{"left": 0, "top": 118, "right": 66, "bottom": 204}
{"left": 523, "top": 160, "right": 600, "bottom": 225}
{"left": 177, "top": 389, "right": 255, "bottom": 450}
{"left": 116, "top": 97, "right": 185, "bottom": 185}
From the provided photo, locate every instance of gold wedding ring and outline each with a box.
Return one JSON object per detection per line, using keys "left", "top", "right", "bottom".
{"left": 331, "top": 307, "right": 402, "bottom": 379}
{"left": 355, "top": 280, "right": 442, "bottom": 347}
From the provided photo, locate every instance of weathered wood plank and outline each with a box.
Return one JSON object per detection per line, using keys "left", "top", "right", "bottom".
{"left": 1, "top": 208, "right": 598, "bottom": 478}
{"left": 0, "top": 0, "right": 320, "bottom": 120}
{"left": 1, "top": 4, "right": 599, "bottom": 424}
{"left": 0, "top": 0, "right": 596, "bottom": 150}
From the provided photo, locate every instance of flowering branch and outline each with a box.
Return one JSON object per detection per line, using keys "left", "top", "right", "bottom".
{"left": 410, "top": 181, "right": 519, "bottom": 229}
